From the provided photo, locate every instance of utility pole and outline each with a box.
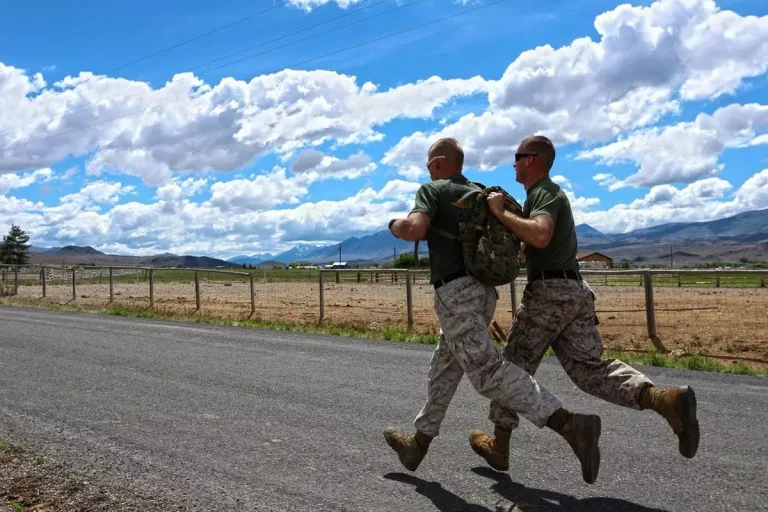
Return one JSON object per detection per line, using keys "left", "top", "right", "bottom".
{"left": 338, "top": 243, "right": 341, "bottom": 264}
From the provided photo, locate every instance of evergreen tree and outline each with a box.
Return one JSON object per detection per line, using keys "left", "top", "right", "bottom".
{"left": 0, "top": 224, "right": 30, "bottom": 265}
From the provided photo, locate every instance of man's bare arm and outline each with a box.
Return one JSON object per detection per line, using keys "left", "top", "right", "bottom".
{"left": 487, "top": 192, "right": 554, "bottom": 249}
{"left": 389, "top": 212, "right": 430, "bottom": 241}
{"left": 495, "top": 211, "right": 555, "bottom": 249}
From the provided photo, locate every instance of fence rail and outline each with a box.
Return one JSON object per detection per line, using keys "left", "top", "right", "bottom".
{"left": 0, "top": 264, "right": 254, "bottom": 314}
{"left": 3, "top": 264, "right": 766, "bottom": 364}
{"left": 314, "top": 268, "right": 767, "bottom": 357}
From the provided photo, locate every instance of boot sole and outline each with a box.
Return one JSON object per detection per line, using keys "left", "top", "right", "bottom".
{"left": 469, "top": 436, "right": 509, "bottom": 472}
{"left": 678, "top": 386, "right": 700, "bottom": 459}
{"left": 580, "top": 415, "right": 601, "bottom": 485}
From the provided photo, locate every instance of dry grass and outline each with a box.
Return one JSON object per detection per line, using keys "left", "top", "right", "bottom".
{"left": 9, "top": 279, "right": 768, "bottom": 370}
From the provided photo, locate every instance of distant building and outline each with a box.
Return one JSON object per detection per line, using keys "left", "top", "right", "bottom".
{"left": 577, "top": 251, "right": 613, "bottom": 269}
{"left": 326, "top": 261, "right": 349, "bottom": 269}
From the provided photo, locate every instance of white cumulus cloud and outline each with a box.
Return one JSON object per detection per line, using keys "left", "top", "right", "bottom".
{"left": 578, "top": 103, "right": 768, "bottom": 189}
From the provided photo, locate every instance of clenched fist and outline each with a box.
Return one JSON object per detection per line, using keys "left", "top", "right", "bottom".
{"left": 486, "top": 192, "right": 505, "bottom": 218}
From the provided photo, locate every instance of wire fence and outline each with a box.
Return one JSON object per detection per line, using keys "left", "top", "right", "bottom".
{"left": 3, "top": 264, "right": 767, "bottom": 364}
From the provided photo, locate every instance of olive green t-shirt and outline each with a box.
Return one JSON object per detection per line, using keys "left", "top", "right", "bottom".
{"left": 523, "top": 177, "right": 580, "bottom": 279}
{"left": 410, "top": 175, "right": 478, "bottom": 284}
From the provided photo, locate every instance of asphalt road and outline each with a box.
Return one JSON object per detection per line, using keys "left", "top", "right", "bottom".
{"left": 1, "top": 307, "right": 766, "bottom": 512}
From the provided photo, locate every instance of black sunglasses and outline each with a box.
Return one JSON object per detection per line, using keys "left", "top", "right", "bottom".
{"left": 515, "top": 153, "right": 538, "bottom": 161}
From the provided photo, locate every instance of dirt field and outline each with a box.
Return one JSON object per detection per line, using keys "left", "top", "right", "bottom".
{"left": 10, "top": 279, "right": 768, "bottom": 368}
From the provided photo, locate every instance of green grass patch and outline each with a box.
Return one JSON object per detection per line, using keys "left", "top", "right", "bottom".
{"left": 0, "top": 298, "right": 439, "bottom": 346}
{"left": 602, "top": 349, "right": 763, "bottom": 376}
{"left": 583, "top": 274, "right": 766, "bottom": 288}
{"left": 0, "top": 442, "right": 23, "bottom": 454}
{"left": 2, "top": 298, "right": 765, "bottom": 377}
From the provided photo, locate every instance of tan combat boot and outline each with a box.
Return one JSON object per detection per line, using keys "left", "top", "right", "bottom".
{"left": 547, "top": 409, "right": 602, "bottom": 484}
{"left": 640, "top": 385, "right": 700, "bottom": 459}
{"left": 383, "top": 427, "right": 431, "bottom": 471}
{"left": 469, "top": 425, "right": 511, "bottom": 471}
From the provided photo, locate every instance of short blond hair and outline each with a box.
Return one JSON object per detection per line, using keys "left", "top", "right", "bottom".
{"left": 428, "top": 137, "right": 464, "bottom": 168}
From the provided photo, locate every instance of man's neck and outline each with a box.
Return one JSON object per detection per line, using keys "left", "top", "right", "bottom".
{"left": 524, "top": 173, "right": 549, "bottom": 192}
{"left": 438, "top": 170, "right": 463, "bottom": 180}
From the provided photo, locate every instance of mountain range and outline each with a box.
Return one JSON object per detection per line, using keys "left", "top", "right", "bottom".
{"left": 27, "top": 209, "right": 768, "bottom": 268}
{"left": 224, "top": 209, "right": 768, "bottom": 266}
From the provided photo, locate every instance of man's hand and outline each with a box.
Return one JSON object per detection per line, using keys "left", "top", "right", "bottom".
{"left": 486, "top": 192, "right": 505, "bottom": 218}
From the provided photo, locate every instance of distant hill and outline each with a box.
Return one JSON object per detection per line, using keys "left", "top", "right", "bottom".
{"left": 270, "top": 230, "right": 427, "bottom": 264}
{"left": 227, "top": 252, "right": 276, "bottom": 265}
{"left": 58, "top": 245, "right": 105, "bottom": 255}
{"left": 575, "top": 224, "right": 604, "bottom": 237}
{"left": 28, "top": 246, "right": 240, "bottom": 269}
{"left": 228, "top": 256, "right": 264, "bottom": 265}
{"left": 576, "top": 209, "right": 768, "bottom": 264}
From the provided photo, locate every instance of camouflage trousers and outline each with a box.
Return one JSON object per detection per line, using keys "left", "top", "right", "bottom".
{"left": 413, "top": 276, "right": 562, "bottom": 438}
{"left": 495, "top": 277, "right": 654, "bottom": 431}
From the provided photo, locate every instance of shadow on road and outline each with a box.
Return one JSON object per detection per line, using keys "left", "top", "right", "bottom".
{"left": 472, "top": 467, "right": 670, "bottom": 512}
{"left": 383, "top": 469, "right": 670, "bottom": 512}
{"left": 384, "top": 473, "right": 492, "bottom": 511}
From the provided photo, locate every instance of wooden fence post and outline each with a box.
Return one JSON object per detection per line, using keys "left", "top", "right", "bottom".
{"left": 14, "top": 268, "right": 18, "bottom": 295}
{"left": 761, "top": 274, "right": 766, "bottom": 288}
{"left": 335, "top": 271, "right": 339, "bottom": 284}
{"left": 716, "top": 273, "right": 721, "bottom": 288}
{"left": 406, "top": 270, "right": 413, "bottom": 332}
{"left": 41, "top": 267, "right": 47, "bottom": 298}
{"left": 72, "top": 267, "right": 77, "bottom": 301}
{"left": 319, "top": 270, "right": 325, "bottom": 323}
{"left": 195, "top": 271, "right": 201, "bottom": 312}
{"left": 643, "top": 272, "right": 666, "bottom": 352}
{"left": 149, "top": 268, "right": 154, "bottom": 308}
{"left": 250, "top": 272, "right": 255, "bottom": 317}
{"left": 109, "top": 267, "right": 114, "bottom": 303}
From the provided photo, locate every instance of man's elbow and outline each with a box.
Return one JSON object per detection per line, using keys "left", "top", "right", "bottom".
{"left": 529, "top": 232, "right": 553, "bottom": 249}
{"left": 407, "top": 224, "right": 428, "bottom": 241}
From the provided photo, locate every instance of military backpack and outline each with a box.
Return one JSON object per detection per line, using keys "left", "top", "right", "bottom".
{"left": 415, "top": 183, "right": 524, "bottom": 286}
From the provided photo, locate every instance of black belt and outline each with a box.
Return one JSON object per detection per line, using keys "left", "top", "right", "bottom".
{"left": 433, "top": 269, "right": 468, "bottom": 289}
{"left": 528, "top": 269, "right": 582, "bottom": 282}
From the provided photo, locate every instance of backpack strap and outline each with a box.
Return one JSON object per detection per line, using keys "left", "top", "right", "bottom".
{"left": 427, "top": 225, "right": 461, "bottom": 241}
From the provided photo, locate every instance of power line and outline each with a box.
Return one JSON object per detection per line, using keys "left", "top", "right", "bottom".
{"left": 0, "top": 2, "right": 287, "bottom": 118}
{"left": 105, "top": 2, "right": 286, "bottom": 76}
{"left": 0, "top": 0, "right": 510, "bottom": 156}
{"left": 0, "top": 0, "right": 397, "bottom": 138}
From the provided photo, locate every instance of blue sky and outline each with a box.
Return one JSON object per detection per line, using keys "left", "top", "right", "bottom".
{"left": 0, "top": 0, "right": 766, "bottom": 258}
